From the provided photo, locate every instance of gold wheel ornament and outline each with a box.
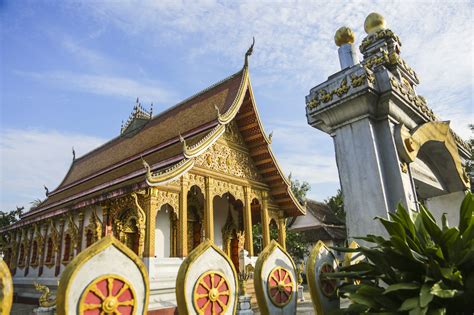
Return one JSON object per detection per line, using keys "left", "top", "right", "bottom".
{"left": 319, "top": 263, "right": 337, "bottom": 297}
{"left": 193, "top": 271, "right": 231, "bottom": 315}
{"left": 267, "top": 266, "right": 294, "bottom": 307}
{"left": 79, "top": 274, "right": 136, "bottom": 315}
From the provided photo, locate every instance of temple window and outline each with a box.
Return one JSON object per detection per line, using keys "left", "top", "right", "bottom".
{"left": 18, "top": 244, "right": 25, "bottom": 267}
{"left": 30, "top": 241, "right": 38, "bottom": 266}
{"left": 63, "top": 234, "right": 72, "bottom": 262}
{"left": 4, "top": 248, "right": 12, "bottom": 268}
{"left": 45, "top": 238, "right": 53, "bottom": 264}
{"left": 85, "top": 229, "right": 94, "bottom": 247}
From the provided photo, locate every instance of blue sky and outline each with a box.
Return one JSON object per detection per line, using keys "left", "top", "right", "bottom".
{"left": 1, "top": 0, "right": 472, "bottom": 211}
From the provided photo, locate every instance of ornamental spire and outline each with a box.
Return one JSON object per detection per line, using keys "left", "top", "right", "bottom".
{"left": 244, "top": 37, "right": 255, "bottom": 67}
{"left": 120, "top": 98, "right": 153, "bottom": 135}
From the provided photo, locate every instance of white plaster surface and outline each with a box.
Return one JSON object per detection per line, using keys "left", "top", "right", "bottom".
{"left": 155, "top": 209, "right": 171, "bottom": 258}
{"left": 258, "top": 247, "right": 296, "bottom": 315}
{"left": 426, "top": 191, "right": 464, "bottom": 229}
{"left": 213, "top": 197, "right": 229, "bottom": 250}
{"left": 182, "top": 246, "right": 236, "bottom": 315}
{"left": 66, "top": 245, "right": 146, "bottom": 315}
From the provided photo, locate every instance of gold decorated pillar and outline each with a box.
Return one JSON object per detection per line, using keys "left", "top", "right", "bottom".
{"left": 243, "top": 186, "right": 254, "bottom": 256}
{"left": 144, "top": 188, "right": 160, "bottom": 258}
{"left": 55, "top": 217, "right": 65, "bottom": 277}
{"left": 204, "top": 177, "right": 214, "bottom": 242}
{"left": 261, "top": 191, "right": 270, "bottom": 248}
{"left": 178, "top": 176, "right": 189, "bottom": 257}
{"left": 278, "top": 216, "right": 287, "bottom": 250}
{"left": 77, "top": 210, "right": 85, "bottom": 253}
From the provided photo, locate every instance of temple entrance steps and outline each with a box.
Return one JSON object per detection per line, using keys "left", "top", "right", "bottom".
{"left": 146, "top": 257, "right": 183, "bottom": 311}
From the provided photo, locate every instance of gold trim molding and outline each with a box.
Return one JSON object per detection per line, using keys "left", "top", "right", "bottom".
{"left": 395, "top": 121, "right": 470, "bottom": 189}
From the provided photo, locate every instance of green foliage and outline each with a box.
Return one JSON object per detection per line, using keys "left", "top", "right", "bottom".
{"left": 288, "top": 173, "right": 310, "bottom": 204}
{"left": 0, "top": 206, "right": 23, "bottom": 229}
{"left": 252, "top": 223, "right": 308, "bottom": 262}
{"left": 326, "top": 188, "right": 345, "bottom": 221}
{"left": 331, "top": 192, "right": 474, "bottom": 314}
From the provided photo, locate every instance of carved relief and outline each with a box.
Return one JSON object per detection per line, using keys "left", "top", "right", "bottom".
{"left": 155, "top": 190, "right": 179, "bottom": 218}
{"left": 44, "top": 219, "right": 59, "bottom": 268}
{"left": 195, "top": 142, "right": 261, "bottom": 181}
{"left": 107, "top": 192, "right": 147, "bottom": 257}
{"left": 30, "top": 223, "right": 44, "bottom": 268}
{"left": 84, "top": 209, "right": 102, "bottom": 247}
{"left": 187, "top": 173, "right": 205, "bottom": 192}
{"left": 212, "top": 179, "right": 245, "bottom": 200}
{"left": 223, "top": 121, "right": 246, "bottom": 146}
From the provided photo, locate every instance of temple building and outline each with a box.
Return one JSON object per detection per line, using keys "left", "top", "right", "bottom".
{"left": 0, "top": 53, "right": 305, "bottom": 311}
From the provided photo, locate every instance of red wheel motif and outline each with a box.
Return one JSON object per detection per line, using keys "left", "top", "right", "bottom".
{"left": 193, "top": 271, "right": 231, "bottom": 315}
{"left": 79, "top": 274, "right": 136, "bottom": 315}
{"left": 267, "top": 267, "right": 294, "bottom": 307}
{"left": 319, "top": 263, "right": 337, "bottom": 297}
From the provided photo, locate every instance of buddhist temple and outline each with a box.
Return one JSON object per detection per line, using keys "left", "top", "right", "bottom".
{"left": 0, "top": 49, "right": 305, "bottom": 312}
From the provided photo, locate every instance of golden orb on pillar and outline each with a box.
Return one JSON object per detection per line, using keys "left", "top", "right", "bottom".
{"left": 334, "top": 26, "right": 355, "bottom": 47}
{"left": 364, "top": 12, "right": 386, "bottom": 34}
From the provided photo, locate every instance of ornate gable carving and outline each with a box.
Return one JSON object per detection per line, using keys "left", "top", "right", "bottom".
{"left": 222, "top": 121, "right": 246, "bottom": 146}
{"left": 195, "top": 142, "right": 261, "bottom": 181}
{"left": 195, "top": 122, "right": 262, "bottom": 181}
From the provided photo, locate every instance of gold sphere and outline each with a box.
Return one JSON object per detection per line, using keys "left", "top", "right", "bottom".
{"left": 334, "top": 26, "right": 355, "bottom": 47}
{"left": 364, "top": 12, "right": 386, "bottom": 34}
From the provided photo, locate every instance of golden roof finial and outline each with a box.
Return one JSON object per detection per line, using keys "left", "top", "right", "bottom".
{"left": 364, "top": 12, "right": 386, "bottom": 34}
{"left": 334, "top": 26, "right": 355, "bottom": 47}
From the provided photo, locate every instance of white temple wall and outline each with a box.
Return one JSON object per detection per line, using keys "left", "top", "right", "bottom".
{"left": 213, "top": 197, "right": 229, "bottom": 250}
{"left": 426, "top": 191, "right": 465, "bottom": 228}
{"left": 155, "top": 206, "right": 171, "bottom": 258}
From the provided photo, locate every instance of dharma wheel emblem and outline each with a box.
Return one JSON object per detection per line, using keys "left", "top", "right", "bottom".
{"left": 79, "top": 274, "right": 136, "bottom": 315}
{"left": 319, "top": 263, "right": 337, "bottom": 297}
{"left": 267, "top": 266, "right": 294, "bottom": 307}
{"left": 193, "top": 271, "right": 231, "bottom": 315}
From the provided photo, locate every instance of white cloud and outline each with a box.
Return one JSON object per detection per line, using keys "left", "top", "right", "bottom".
{"left": 82, "top": 0, "right": 473, "bottom": 137}
{"left": 0, "top": 129, "right": 106, "bottom": 211}
{"left": 267, "top": 119, "right": 339, "bottom": 199}
{"left": 15, "top": 71, "right": 177, "bottom": 104}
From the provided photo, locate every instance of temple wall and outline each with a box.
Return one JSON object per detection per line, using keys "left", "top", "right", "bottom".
{"left": 155, "top": 208, "right": 171, "bottom": 258}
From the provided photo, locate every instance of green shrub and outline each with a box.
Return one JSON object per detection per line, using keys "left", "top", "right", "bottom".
{"left": 330, "top": 192, "right": 474, "bottom": 314}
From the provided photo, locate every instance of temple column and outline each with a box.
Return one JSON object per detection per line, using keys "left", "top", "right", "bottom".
{"left": 24, "top": 227, "right": 33, "bottom": 277}
{"left": 278, "top": 216, "right": 287, "bottom": 250}
{"left": 144, "top": 188, "right": 160, "bottom": 258}
{"left": 77, "top": 211, "right": 85, "bottom": 253}
{"left": 55, "top": 217, "right": 65, "bottom": 277}
{"left": 38, "top": 224, "right": 47, "bottom": 277}
{"left": 243, "top": 187, "right": 254, "bottom": 256}
{"left": 204, "top": 177, "right": 214, "bottom": 242}
{"left": 261, "top": 191, "right": 270, "bottom": 248}
{"left": 178, "top": 176, "right": 189, "bottom": 257}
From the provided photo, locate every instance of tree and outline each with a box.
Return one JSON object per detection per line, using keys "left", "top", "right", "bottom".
{"left": 0, "top": 206, "right": 24, "bottom": 229}
{"left": 325, "top": 188, "right": 345, "bottom": 221}
{"left": 251, "top": 175, "right": 312, "bottom": 261}
{"left": 288, "top": 173, "right": 310, "bottom": 205}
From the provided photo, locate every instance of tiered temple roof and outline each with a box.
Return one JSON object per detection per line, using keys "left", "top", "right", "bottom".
{"left": 3, "top": 60, "right": 305, "bottom": 232}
